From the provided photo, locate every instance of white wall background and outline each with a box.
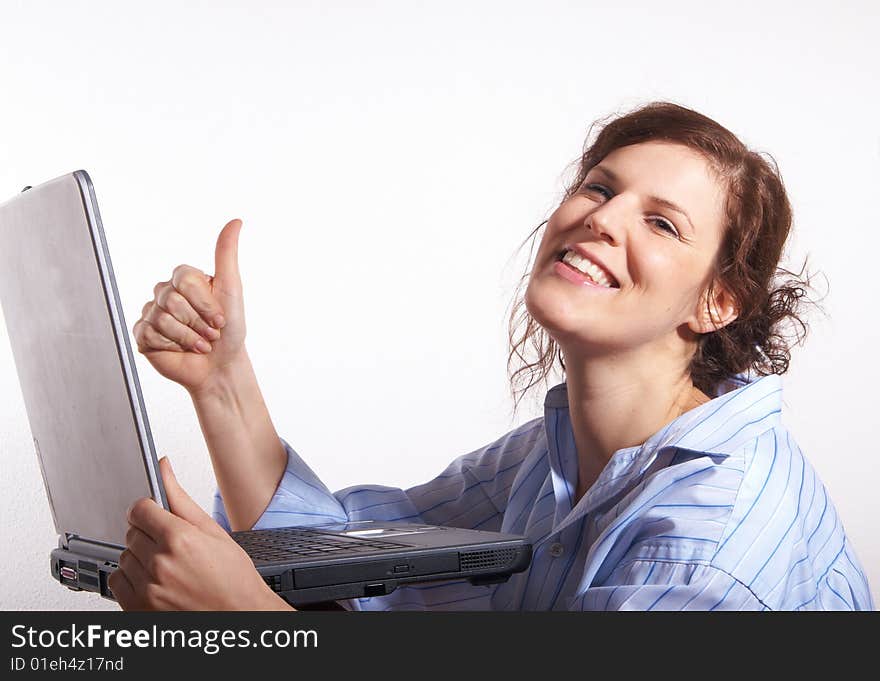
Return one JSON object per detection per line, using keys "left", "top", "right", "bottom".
{"left": 1, "top": 0, "right": 877, "bottom": 610}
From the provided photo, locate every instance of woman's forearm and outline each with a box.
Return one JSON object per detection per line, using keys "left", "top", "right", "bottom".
{"left": 188, "top": 349, "right": 288, "bottom": 531}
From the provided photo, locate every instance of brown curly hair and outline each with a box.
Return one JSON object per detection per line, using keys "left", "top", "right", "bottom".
{"left": 506, "top": 101, "right": 823, "bottom": 416}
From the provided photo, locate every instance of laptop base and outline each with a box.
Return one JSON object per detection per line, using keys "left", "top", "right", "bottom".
{"left": 50, "top": 544, "right": 526, "bottom": 607}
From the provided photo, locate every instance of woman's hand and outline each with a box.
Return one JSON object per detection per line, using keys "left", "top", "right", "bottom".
{"left": 107, "top": 457, "right": 294, "bottom": 611}
{"left": 132, "top": 219, "right": 247, "bottom": 395}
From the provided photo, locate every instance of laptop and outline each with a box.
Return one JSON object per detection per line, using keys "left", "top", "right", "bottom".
{"left": 0, "top": 170, "right": 532, "bottom": 608}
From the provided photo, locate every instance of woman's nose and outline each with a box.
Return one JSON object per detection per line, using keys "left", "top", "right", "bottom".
{"left": 584, "top": 202, "right": 624, "bottom": 245}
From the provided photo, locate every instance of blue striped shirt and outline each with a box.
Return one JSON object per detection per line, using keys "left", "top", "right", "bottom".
{"left": 213, "top": 372, "right": 874, "bottom": 610}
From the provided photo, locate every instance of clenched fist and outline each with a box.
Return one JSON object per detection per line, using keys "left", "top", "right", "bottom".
{"left": 133, "top": 219, "right": 247, "bottom": 395}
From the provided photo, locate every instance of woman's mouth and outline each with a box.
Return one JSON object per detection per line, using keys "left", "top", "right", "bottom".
{"left": 555, "top": 249, "right": 619, "bottom": 289}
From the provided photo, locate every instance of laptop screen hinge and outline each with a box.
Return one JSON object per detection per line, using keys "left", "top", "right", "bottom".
{"left": 65, "top": 536, "right": 124, "bottom": 563}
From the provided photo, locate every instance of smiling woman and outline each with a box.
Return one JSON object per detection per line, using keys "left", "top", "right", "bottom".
{"left": 512, "top": 102, "right": 811, "bottom": 408}
{"left": 130, "top": 100, "right": 873, "bottom": 611}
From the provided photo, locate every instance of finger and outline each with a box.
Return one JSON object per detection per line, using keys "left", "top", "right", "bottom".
{"left": 133, "top": 319, "right": 187, "bottom": 354}
{"left": 159, "top": 457, "right": 224, "bottom": 535}
{"left": 118, "top": 548, "right": 151, "bottom": 594}
{"left": 156, "top": 285, "right": 221, "bottom": 342}
{"left": 134, "top": 302, "right": 172, "bottom": 352}
{"left": 144, "top": 305, "right": 213, "bottom": 354}
{"left": 107, "top": 568, "right": 137, "bottom": 610}
{"left": 127, "top": 496, "right": 186, "bottom": 544}
{"left": 170, "top": 265, "right": 225, "bottom": 329}
{"left": 125, "top": 524, "right": 159, "bottom": 571}
{"left": 214, "top": 219, "right": 243, "bottom": 293}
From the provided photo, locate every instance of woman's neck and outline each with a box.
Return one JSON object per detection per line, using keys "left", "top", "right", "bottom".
{"left": 563, "top": 352, "right": 711, "bottom": 506}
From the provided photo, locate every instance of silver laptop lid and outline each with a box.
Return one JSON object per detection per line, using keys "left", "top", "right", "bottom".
{"left": 0, "top": 170, "right": 166, "bottom": 548}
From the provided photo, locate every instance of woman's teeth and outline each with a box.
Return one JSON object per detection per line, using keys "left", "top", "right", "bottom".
{"left": 561, "top": 250, "right": 616, "bottom": 288}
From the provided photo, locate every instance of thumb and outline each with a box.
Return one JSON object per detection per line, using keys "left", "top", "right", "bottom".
{"left": 214, "top": 218, "right": 243, "bottom": 286}
{"left": 159, "top": 457, "right": 223, "bottom": 535}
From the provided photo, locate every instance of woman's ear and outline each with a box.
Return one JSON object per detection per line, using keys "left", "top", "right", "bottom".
{"left": 688, "top": 280, "right": 738, "bottom": 335}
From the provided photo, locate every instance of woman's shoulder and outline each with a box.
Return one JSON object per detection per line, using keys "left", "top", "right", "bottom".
{"left": 615, "top": 420, "right": 864, "bottom": 607}
{"left": 702, "top": 419, "right": 863, "bottom": 606}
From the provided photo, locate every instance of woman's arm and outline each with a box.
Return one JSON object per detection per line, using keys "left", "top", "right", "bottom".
{"left": 189, "top": 349, "right": 288, "bottom": 531}
{"left": 131, "top": 219, "right": 282, "bottom": 531}
{"left": 213, "top": 417, "right": 545, "bottom": 534}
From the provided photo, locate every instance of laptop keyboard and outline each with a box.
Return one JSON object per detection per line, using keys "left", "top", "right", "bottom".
{"left": 232, "top": 527, "right": 412, "bottom": 562}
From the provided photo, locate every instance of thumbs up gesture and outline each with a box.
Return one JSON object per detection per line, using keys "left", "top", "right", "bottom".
{"left": 108, "top": 457, "right": 294, "bottom": 611}
{"left": 133, "top": 219, "right": 248, "bottom": 396}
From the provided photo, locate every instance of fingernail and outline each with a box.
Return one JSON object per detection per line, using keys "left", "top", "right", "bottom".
{"left": 195, "top": 339, "right": 212, "bottom": 353}
{"left": 213, "top": 315, "right": 225, "bottom": 329}
{"left": 205, "top": 326, "right": 221, "bottom": 340}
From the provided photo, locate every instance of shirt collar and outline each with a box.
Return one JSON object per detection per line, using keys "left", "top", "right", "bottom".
{"left": 542, "top": 371, "right": 784, "bottom": 530}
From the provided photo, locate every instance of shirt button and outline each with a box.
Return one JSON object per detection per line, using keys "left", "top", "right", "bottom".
{"left": 549, "top": 542, "right": 564, "bottom": 557}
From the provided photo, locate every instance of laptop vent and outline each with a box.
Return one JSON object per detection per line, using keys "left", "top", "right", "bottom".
{"left": 460, "top": 548, "right": 518, "bottom": 572}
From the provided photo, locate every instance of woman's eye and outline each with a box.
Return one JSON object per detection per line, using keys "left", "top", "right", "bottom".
{"left": 583, "top": 183, "right": 612, "bottom": 199}
{"left": 650, "top": 217, "right": 679, "bottom": 237}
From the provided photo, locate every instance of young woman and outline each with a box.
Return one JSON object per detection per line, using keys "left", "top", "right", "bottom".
{"left": 109, "top": 101, "right": 873, "bottom": 611}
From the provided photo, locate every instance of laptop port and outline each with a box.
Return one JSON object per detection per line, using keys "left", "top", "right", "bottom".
{"left": 60, "top": 566, "right": 77, "bottom": 581}
{"left": 364, "top": 583, "right": 387, "bottom": 597}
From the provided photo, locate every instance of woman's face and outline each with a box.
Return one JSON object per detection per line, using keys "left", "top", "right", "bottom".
{"left": 525, "top": 140, "right": 731, "bottom": 358}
